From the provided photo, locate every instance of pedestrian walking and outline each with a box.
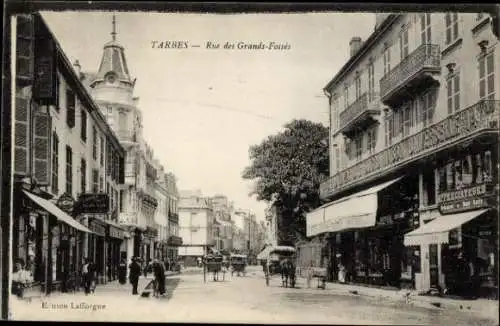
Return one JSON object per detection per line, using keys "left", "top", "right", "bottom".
{"left": 153, "top": 259, "right": 167, "bottom": 297}
{"left": 306, "top": 261, "right": 314, "bottom": 289}
{"left": 143, "top": 259, "right": 150, "bottom": 278}
{"left": 118, "top": 258, "right": 127, "bottom": 284}
{"left": 11, "top": 258, "right": 33, "bottom": 298}
{"left": 81, "top": 258, "right": 92, "bottom": 295}
{"left": 88, "top": 259, "right": 97, "bottom": 294}
{"left": 165, "top": 258, "right": 170, "bottom": 272}
{"left": 129, "top": 257, "right": 141, "bottom": 295}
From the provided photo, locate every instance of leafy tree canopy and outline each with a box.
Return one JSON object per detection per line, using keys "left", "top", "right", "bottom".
{"left": 242, "top": 119, "right": 329, "bottom": 243}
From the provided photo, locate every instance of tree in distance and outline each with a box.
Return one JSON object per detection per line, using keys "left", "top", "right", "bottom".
{"left": 242, "top": 119, "right": 329, "bottom": 245}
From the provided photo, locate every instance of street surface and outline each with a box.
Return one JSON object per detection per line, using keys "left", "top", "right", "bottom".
{"left": 9, "top": 266, "right": 499, "bottom": 325}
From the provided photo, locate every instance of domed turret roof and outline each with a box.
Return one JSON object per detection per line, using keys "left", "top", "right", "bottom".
{"left": 94, "top": 14, "right": 132, "bottom": 84}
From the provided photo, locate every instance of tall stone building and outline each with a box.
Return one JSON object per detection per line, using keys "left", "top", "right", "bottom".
{"left": 307, "top": 13, "right": 498, "bottom": 296}
{"left": 11, "top": 13, "right": 126, "bottom": 293}
{"left": 80, "top": 15, "right": 161, "bottom": 264}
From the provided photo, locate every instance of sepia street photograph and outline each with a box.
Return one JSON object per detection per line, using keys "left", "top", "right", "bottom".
{"left": 3, "top": 2, "right": 500, "bottom": 324}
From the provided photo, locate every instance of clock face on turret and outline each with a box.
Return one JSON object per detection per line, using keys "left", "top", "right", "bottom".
{"left": 105, "top": 72, "right": 117, "bottom": 84}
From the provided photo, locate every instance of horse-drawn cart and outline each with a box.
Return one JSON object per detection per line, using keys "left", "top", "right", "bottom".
{"left": 203, "top": 254, "right": 226, "bottom": 282}
{"left": 258, "top": 245, "right": 297, "bottom": 288}
{"left": 230, "top": 254, "right": 247, "bottom": 277}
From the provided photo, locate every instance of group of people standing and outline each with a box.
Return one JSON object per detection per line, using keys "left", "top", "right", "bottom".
{"left": 128, "top": 257, "right": 169, "bottom": 296}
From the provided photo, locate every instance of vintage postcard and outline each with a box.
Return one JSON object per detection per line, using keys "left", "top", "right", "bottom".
{"left": 2, "top": 2, "right": 499, "bottom": 324}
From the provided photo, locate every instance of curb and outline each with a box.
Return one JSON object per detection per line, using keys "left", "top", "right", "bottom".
{"left": 296, "top": 277, "right": 498, "bottom": 320}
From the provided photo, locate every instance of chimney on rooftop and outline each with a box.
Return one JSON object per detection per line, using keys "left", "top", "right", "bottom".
{"left": 349, "top": 37, "right": 362, "bottom": 57}
{"left": 73, "top": 59, "right": 82, "bottom": 79}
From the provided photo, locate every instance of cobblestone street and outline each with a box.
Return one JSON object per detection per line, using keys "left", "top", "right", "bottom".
{"left": 10, "top": 267, "right": 499, "bottom": 325}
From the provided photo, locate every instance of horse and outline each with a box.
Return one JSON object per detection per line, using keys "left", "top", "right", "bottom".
{"left": 280, "top": 258, "right": 296, "bottom": 288}
{"left": 205, "top": 256, "right": 225, "bottom": 282}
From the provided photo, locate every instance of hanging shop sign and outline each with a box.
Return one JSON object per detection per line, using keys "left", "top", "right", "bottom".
{"left": 89, "top": 219, "right": 106, "bottom": 237}
{"left": 75, "top": 193, "right": 110, "bottom": 215}
{"left": 107, "top": 225, "right": 125, "bottom": 240}
{"left": 167, "top": 236, "right": 183, "bottom": 246}
{"left": 146, "top": 226, "right": 158, "bottom": 238}
{"left": 438, "top": 183, "right": 495, "bottom": 214}
{"left": 56, "top": 193, "right": 75, "bottom": 215}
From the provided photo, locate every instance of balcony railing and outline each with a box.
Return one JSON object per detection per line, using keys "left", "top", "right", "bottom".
{"left": 339, "top": 92, "right": 381, "bottom": 134}
{"left": 320, "top": 100, "right": 499, "bottom": 199}
{"left": 380, "top": 44, "right": 441, "bottom": 105}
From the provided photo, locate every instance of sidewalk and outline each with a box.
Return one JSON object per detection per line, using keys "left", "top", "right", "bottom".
{"left": 296, "top": 276, "right": 499, "bottom": 321}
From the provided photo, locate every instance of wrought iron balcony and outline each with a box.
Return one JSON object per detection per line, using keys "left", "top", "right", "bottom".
{"left": 380, "top": 44, "right": 441, "bottom": 106}
{"left": 339, "top": 92, "right": 381, "bottom": 136}
{"left": 320, "top": 100, "right": 499, "bottom": 199}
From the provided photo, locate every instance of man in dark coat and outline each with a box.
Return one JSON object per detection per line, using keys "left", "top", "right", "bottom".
{"left": 118, "top": 258, "right": 127, "bottom": 284}
{"left": 153, "top": 259, "right": 167, "bottom": 296}
{"left": 129, "top": 257, "right": 142, "bottom": 295}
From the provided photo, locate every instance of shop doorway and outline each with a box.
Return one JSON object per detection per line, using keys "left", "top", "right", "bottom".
{"left": 429, "top": 243, "right": 439, "bottom": 288}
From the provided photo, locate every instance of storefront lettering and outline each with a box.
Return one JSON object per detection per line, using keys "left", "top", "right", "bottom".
{"left": 439, "top": 198, "right": 489, "bottom": 214}
{"left": 76, "top": 194, "right": 110, "bottom": 214}
{"left": 108, "top": 226, "right": 125, "bottom": 239}
{"left": 438, "top": 184, "right": 487, "bottom": 203}
{"left": 321, "top": 100, "right": 498, "bottom": 199}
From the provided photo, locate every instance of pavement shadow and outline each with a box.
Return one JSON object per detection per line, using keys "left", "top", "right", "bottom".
{"left": 164, "top": 277, "right": 181, "bottom": 300}
{"left": 140, "top": 277, "right": 181, "bottom": 301}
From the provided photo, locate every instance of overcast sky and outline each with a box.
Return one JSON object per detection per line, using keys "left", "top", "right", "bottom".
{"left": 40, "top": 11, "right": 375, "bottom": 222}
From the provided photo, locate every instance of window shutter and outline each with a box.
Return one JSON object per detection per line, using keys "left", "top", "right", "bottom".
{"left": 16, "top": 15, "right": 34, "bottom": 85}
{"left": 33, "top": 15, "right": 57, "bottom": 103}
{"left": 66, "top": 90, "right": 76, "bottom": 128}
{"left": 14, "top": 94, "right": 30, "bottom": 175}
{"left": 33, "top": 106, "right": 51, "bottom": 185}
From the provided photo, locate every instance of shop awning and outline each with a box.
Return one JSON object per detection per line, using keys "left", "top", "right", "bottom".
{"left": 404, "top": 209, "right": 490, "bottom": 246}
{"left": 23, "top": 190, "right": 93, "bottom": 234}
{"left": 178, "top": 246, "right": 204, "bottom": 256}
{"left": 306, "top": 177, "right": 402, "bottom": 237}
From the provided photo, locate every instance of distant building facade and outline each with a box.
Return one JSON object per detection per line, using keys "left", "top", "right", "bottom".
{"left": 165, "top": 173, "right": 181, "bottom": 262}
{"left": 178, "top": 190, "right": 216, "bottom": 266}
{"left": 211, "top": 195, "right": 233, "bottom": 252}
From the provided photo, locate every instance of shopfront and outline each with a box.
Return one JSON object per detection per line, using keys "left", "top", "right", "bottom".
{"left": 12, "top": 187, "right": 93, "bottom": 295}
{"left": 307, "top": 175, "right": 420, "bottom": 288}
{"left": 404, "top": 146, "right": 498, "bottom": 298}
{"left": 75, "top": 193, "right": 110, "bottom": 284}
{"left": 143, "top": 227, "right": 158, "bottom": 261}
{"left": 105, "top": 221, "right": 126, "bottom": 281}
{"left": 87, "top": 217, "right": 107, "bottom": 284}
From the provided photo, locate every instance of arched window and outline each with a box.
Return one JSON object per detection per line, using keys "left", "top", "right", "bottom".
{"left": 118, "top": 110, "right": 127, "bottom": 136}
